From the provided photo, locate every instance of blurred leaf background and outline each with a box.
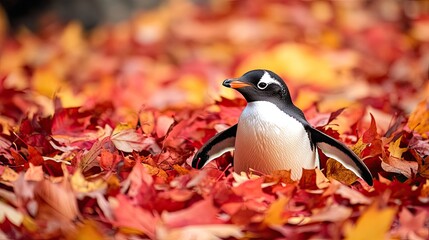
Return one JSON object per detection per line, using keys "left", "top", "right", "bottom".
{"left": 1, "top": 0, "right": 428, "bottom": 117}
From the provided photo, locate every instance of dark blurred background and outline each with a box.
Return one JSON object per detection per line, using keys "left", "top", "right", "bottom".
{"left": 0, "top": 0, "right": 162, "bottom": 30}
{"left": 2, "top": 0, "right": 428, "bottom": 32}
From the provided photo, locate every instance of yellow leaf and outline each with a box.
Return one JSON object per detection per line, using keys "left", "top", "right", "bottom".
{"left": 294, "top": 89, "right": 320, "bottom": 110}
{"left": 56, "top": 88, "right": 86, "bottom": 108}
{"left": 352, "top": 138, "right": 368, "bottom": 156}
{"left": 177, "top": 74, "right": 209, "bottom": 107}
{"left": 408, "top": 100, "right": 429, "bottom": 138}
{"left": 344, "top": 202, "right": 396, "bottom": 240}
{"left": 22, "top": 215, "right": 38, "bottom": 232}
{"left": 60, "top": 22, "right": 85, "bottom": 54}
{"left": 236, "top": 43, "right": 340, "bottom": 88}
{"left": 71, "top": 170, "right": 107, "bottom": 193}
{"left": 112, "top": 123, "right": 134, "bottom": 133}
{"left": 263, "top": 196, "right": 289, "bottom": 226}
{"left": 388, "top": 136, "right": 407, "bottom": 159}
{"left": 1, "top": 167, "right": 19, "bottom": 182}
{"left": 32, "top": 67, "right": 63, "bottom": 97}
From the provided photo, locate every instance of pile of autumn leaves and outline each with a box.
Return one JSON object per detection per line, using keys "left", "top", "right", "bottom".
{"left": 1, "top": 1, "right": 429, "bottom": 239}
{"left": 0, "top": 94, "right": 428, "bottom": 239}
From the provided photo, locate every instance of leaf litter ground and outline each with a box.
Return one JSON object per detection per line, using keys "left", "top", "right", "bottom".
{"left": 0, "top": 1, "right": 429, "bottom": 239}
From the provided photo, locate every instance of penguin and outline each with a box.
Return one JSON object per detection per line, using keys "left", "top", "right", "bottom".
{"left": 192, "top": 69, "right": 373, "bottom": 186}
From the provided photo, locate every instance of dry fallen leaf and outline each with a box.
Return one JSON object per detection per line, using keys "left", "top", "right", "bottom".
{"left": 324, "top": 180, "right": 371, "bottom": 205}
{"left": 326, "top": 158, "right": 359, "bottom": 185}
{"left": 110, "top": 194, "right": 158, "bottom": 239}
{"left": 157, "top": 224, "right": 244, "bottom": 240}
{"left": 0, "top": 201, "right": 23, "bottom": 226}
{"left": 388, "top": 136, "right": 407, "bottom": 159}
{"left": 391, "top": 208, "right": 429, "bottom": 240}
{"left": 381, "top": 157, "right": 418, "bottom": 178}
{"left": 111, "top": 124, "right": 147, "bottom": 152}
{"left": 70, "top": 170, "right": 107, "bottom": 193}
{"left": 35, "top": 178, "right": 79, "bottom": 221}
{"left": 68, "top": 221, "right": 105, "bottom": 240}
{"left": 344, "top": 201, "right": 396, "bottom": 240}
{"left": 162, "top": 199, "right": 222, "bottom": 228}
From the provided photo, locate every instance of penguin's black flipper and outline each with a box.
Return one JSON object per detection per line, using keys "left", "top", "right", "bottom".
{"left": 308, "top": 128, "right": 373, "bottom": 186}
{"left": 192, "top": 124, "right": 237, "bottom": 169}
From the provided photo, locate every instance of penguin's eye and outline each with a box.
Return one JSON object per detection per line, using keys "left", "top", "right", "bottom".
{"left": 257, "top": 82, "right": 268, "bottom": 90}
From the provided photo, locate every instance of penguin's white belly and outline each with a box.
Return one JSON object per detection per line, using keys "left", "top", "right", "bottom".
{"left": 234, "top": 101, "right": 318, "bottom": 180}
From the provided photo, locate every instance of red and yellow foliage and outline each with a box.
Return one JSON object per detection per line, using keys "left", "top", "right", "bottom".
{"left": 0, "top": 1, "right": 429, "bottom": 239}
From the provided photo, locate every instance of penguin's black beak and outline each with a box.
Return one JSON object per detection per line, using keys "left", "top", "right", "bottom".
{"left": 223, "top": 78, "right": 251, "bottom": 89}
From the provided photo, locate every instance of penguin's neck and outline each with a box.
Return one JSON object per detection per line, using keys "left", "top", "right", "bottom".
{"left": 240, "top": 101, "right": 295, "bottom": 127}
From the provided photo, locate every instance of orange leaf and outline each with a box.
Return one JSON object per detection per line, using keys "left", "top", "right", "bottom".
{"left": 421, "top": 179, "right": 429, "bottom": 198}
{"left": 263, "top": 196, "right": 289, "bottom": 226}
{"left": 28, "top": 146, "right": 44, "bottom": 166}
{"left": 99, "top": 150, "right": 121, "bottom": 171}
{"left": 142, "top": 163, "right": 168, "bottom": 180}
{"left": 71, "top": 221, "right": 105, "bottom": 240}
{"left": 326, "top": 159, "right": 358, "bottom": 185}
{"left": 266, "top": 170, "right": 294, "bottom": 184}
{"left": 408, "top": 100, "right": 429, "bottom": 138}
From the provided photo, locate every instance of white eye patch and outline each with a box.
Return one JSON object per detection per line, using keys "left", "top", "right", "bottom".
{"left": 257, "top": 71, "right": 282, "bottom": 90}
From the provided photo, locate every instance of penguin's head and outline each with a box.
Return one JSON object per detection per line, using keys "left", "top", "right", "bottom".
{"left": 223, "top": 69, "right": 292, "bottom": 103}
